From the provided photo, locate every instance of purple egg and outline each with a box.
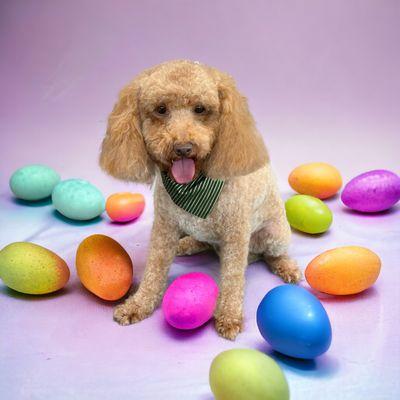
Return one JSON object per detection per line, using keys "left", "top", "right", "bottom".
{"left": 341, "top": 169, "right": 400, "bottom": 212}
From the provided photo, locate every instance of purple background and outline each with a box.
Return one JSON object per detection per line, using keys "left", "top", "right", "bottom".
{"left": 0, "top": 1, "right": 399, "bottom": 399}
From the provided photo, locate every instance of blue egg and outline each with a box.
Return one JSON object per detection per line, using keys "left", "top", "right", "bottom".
{"left": 257, "top": 285, "right": 332, "bottom": 359}
{"left": 52, "top": 179, "right": 105, "bottom": 220}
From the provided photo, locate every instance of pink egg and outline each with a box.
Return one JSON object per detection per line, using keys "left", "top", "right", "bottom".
{"left": 162, "top": 272, "right": 219, "bottom": 330}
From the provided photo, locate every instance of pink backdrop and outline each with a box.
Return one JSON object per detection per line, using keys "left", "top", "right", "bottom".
{"left": 1, "top": 1, "right": 399, "bottom": 399}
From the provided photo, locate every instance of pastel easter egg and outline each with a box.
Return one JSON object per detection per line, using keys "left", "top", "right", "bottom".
{"left": 209, "top": 349, "right": 289, "bottom": 400}
{"left": 9, "top": 164, "right": 60, "bottom": 201}
{"left": 341, "top": 169, "right": 400, "bottom": 212}
{"left": 289, "top": 162, "right": 342, "bottom": 199}
{"left": 76, "top": 234, "right": 133, "bottom": 301}
{"left": 52, "top": 179, "right": 105, "bottom": 220}
{"left": 285, "top": 194, "right": 333, "bottom": 234}
{"left": 162, "top": 272, "right": 219, "bottom": 330}
{"left": 305, "top": 246, "right": 381, "bottom": 295}
{"left": 0, "top": 242, "right": 70, "bottom": 295}
{"left": 257, "top": 285, "right": 332, "bottom": 359}
{"left": 106, "top": 192, "right": 145, "bottom": 222}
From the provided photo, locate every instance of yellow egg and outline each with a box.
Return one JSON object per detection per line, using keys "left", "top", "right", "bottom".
{"left": 0, "top": 242, "right": 70, "bottom": 294}
{"left": 76, "top": 234, "right": 133, "bottom": 301}
{"left": 289, "top": 162, "right": 342, "bottom": 199}
{"left": 305, "top": 246, "right": 381, "bottom": 295}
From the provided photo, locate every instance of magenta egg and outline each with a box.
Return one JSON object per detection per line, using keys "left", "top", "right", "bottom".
{"left": 162, "top": 272, "right": 219, "bottom": 330}
{"left": 341, "top": 169, "right": 400, "bottom": 212}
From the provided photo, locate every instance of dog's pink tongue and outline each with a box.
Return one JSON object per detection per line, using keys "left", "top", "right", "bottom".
{"left": 171, "top": 158, "right": 196, "bottom": 184}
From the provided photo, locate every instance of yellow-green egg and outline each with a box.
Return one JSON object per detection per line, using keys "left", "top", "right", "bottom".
{"left": 285, "top": 194, "right": 333, "bottom": 234}
{"left": 0, "top": 242, "right": 70, "bottom": 295}
{"left": 209, "top": 349, "right": 289, "bottom": 400}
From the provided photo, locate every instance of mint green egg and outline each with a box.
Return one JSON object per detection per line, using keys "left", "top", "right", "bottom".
{"left": 209, "top": 349, "right": 289, "bottom": 400}
{"left": 52, "top": 179, "right": 105, "bottom": 220}
{"left": 285, "top": 194, "right": 332, "bottom": 234}
{"left": 9, "top": 164, "right": 60, "bottom": 201}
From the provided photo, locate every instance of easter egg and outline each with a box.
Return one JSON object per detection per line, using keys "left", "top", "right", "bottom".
{"left": 52, "top": 179, "right": 105, "bottom": 220}
{"left": 257, "top": 285, "right": 332, "bottom": 359}
{"left": 289, "top": 162, "right": 342, "bottom": 199}
{"left": 162, "top": 272, "right": 219, "bottom": 330}
{"left": 209, "top": 349, "right": 289, "bottom": 400}
{"left": 0, "top": 242, "right": 69, "bottom": 295}
{"left": 305, "top": 246, "right": 381, "bottom": 295}
{"left": 341, "top": 169, "right": 400, "bottom": 212}
{"left": 9, "top": 164, "right": 60, "bottom": 201}
{"left": 285, "top": 194, "right": 332, "bottom": 234}
{"left": 106, "top": 192, "right": 145, "bottom": 222}
{"left": 76, "top": 234, "right": 133, "bottom": 301}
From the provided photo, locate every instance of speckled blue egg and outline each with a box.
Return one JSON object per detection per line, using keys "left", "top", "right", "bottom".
{"left": 9, "top": 164, "right": 60, "bottom": 201}
{"left": 52, "top": 179, "right": 105, "bottom": 220}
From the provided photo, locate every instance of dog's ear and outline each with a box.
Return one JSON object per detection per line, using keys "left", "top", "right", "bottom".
{"left": 99, "top": 79, "right": 155, "bottom": 184}
{"left": 203, "top": 70, "right": 268, "bottom": 179}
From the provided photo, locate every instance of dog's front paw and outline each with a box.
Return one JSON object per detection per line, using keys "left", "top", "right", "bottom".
{"left": 113, "top": 299, "right": 152, "bottom": 326}
{"left": 215, "top": 312, "right": 243, "bottom": 341}
{"left": 268, "top": 256, "right": 302, "bottom": 284}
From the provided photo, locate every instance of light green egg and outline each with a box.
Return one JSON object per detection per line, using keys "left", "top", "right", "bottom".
{"left": 285, "top": 194, "right": 333, "bottom": 234}
{"left": 209, "top": 349, "right": 289, "bottom": 400}
{"left": 0, "top": 242, "right": 70, "bottom": 295}
{"left": 9, "top": 164, "right": 60, "bottom": 201}
{"left": 52, "top": 179, "right": 105, "bottom": 220}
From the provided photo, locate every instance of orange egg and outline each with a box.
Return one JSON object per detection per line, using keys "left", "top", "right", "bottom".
{"left": 289, "top": 162, "right": 342, "bottom": 199}
{"left": 106, "top": 192, "right": 145, "bottom": 222}
{"left": 76, "top": 234, "right": 133, "bottom": 301}
{"left": 305, "top": 246, "right": 381, "bottom": 295}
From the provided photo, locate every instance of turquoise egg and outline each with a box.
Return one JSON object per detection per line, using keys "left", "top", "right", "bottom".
{"left": 52, "top": 179, "right": 105, "bottom": 220}
{"left": 9, "top": 164, "right": 60, "bottom": 201}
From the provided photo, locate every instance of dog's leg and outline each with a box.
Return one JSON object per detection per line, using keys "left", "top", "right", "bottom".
{"left": 214, "top": 227, "right": 250, "bottom": 340}
{"left": 264, "top": 254, "right": 302, "bottom": 283}
{"left": 176, "top": 236, "right": 211, "bottom": 256}
{"left": 114, "top": 215, "right": 180, "bottom": 325}
{"left": 253, "top": 219, "right": 302, "bottom": 283}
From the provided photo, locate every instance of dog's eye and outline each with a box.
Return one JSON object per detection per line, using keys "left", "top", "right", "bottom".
{"left": 155, "top": 104, "right": 167, "bottom": 115}
{"left": 194, "top": 105, "right": 206, "bottom": 114}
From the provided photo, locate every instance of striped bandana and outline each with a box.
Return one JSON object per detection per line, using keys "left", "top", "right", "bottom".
{"left": 161, "top": 171, "right": 225, "bottom": 219}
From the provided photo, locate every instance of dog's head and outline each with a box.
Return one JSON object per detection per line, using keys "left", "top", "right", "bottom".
{"left": 100, "top": 60, "right": 268, "bottom": 184}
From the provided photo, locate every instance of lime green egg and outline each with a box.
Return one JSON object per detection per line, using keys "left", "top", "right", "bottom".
{"left": 209, "top": 349, "right": 289, "bottom": 400}
{"left": 0, "top": 242, "right": 70, "bottom": 295}
{"left": 285, "top": 194, "right": 333, "bottom": 234}
{"left": 9, "top": 164, "right": 60, "bottom": 201}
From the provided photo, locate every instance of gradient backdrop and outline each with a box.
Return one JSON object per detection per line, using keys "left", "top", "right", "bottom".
{"left": 0, "top": 1, "right": 399, "bottom": 399}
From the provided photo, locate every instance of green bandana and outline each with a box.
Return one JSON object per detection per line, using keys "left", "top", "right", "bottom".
{"left": 161, "top": 172, "right": 225, "bottom": 219}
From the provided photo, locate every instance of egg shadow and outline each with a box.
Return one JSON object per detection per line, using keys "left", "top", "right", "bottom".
{"left": 12, "top": 197, "right": 53, "bottom": 207}
{"left": 304, "top": 285, "right": 379, "bottom": 304}
{"left": 256, "top": 343, "right": 339, "bottom": 377}
{"left": 0, "top": 284, "right": 72, "bottom": 301}
{"left": 161, "top": 317, "right": 214, "bottom": 341}
{"left": 52, "top": 209, "right": 103, "bottom": 226}
{"left": 108, "top": 215, "right": 143, "bottom": 226}
{"left": 341, "top": 205, "right": 399, "bottom": 217}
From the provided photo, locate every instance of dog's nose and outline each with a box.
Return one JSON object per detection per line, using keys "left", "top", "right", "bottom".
{"left": 174, "top": 142, "right": 193, "bottom": 157}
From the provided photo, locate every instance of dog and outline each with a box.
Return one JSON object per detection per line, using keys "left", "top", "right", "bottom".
{"left": 100, "top": 60, "right": 301, "bottom": 340}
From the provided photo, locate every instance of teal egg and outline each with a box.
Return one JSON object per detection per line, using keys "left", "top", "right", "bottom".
{"left": 52, "top": 179, "right": 105, "bottom": 220}
{"left": 9, "top": 164, "right": 60, "bottom": 201}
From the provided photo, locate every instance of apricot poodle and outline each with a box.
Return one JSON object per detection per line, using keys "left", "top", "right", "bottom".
{"left": 100, "top": 60, "right": 301, "bottom": 340}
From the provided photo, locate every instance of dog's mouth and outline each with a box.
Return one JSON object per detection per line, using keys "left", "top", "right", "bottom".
{"left": 170, "top": 158, "right": 196, "bottom": 184}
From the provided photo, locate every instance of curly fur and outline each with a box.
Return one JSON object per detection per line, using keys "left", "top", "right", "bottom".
{"left": 100, "top": 60, "right": 301, "bottom": 340}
